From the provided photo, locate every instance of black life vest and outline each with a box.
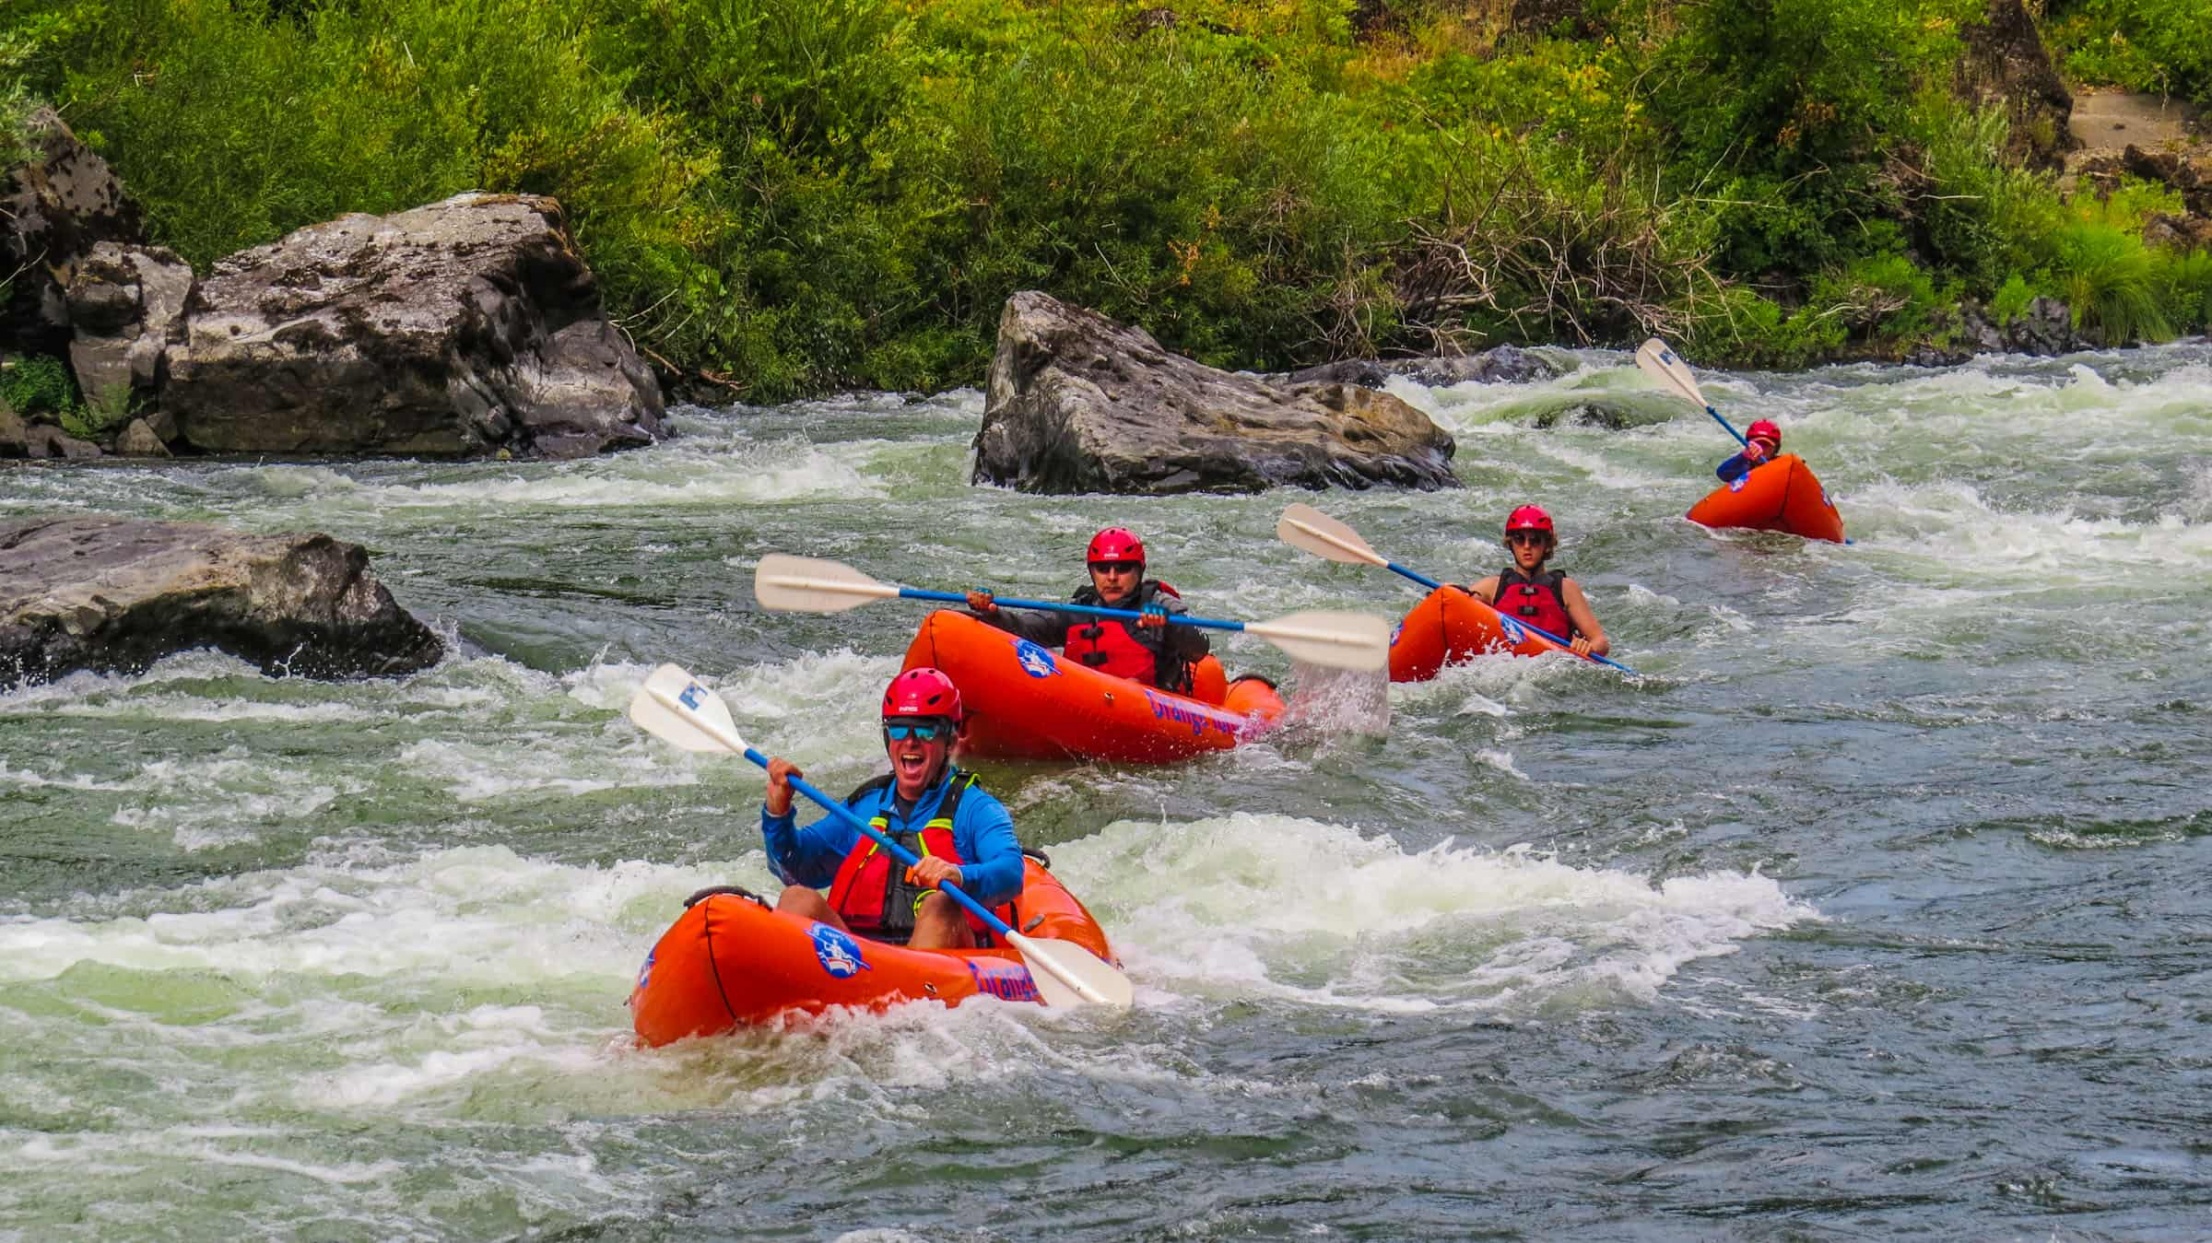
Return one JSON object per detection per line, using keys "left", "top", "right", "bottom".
{"left": 824, "top": 769, "right": 1006, "bottom": 945}
{"left": 1063, "top": 581, "right": 1193, "bottom": 692}
{"left": 1492, "top": 567, "right": 1577, "bottom": 641}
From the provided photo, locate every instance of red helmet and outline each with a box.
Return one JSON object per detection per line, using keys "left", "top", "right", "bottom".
{"left": 1746, "top": 419, "right": 1782, "bottom": 446}
{"left": 1086, "top": 527, "right": 1146, "bottom": 565}
{"left": 882, "top": 667, "right": 962, "bottom": 723}
{"left": 1504, "top": 505, "right": 1555, "bottom": 536}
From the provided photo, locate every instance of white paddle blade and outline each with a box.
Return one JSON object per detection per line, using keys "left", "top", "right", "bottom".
{"left": 627, "top": 664, "right": 746, "bottom": 755}
{"left": 1009, "top": 933, "right": 1136, "bottom": 1008}
{"left": 754, "top": 554, "right": 902, "bottom": 613}
{"left": 1276, "top": 503, "right": 1388, "bottom": 567}
{"left": 1635, "top": 338, "right": 1709, "bottom": 410}
{"left": 1244, "top": 610, "right": 1392, "bottom": 672}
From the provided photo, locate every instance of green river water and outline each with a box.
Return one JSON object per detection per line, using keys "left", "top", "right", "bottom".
{"left": 2, "top": 345, "right": 2208, "bottom": 1239}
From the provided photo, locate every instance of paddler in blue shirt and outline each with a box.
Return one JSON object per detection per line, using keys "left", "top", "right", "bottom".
{"left": 759, "top": 668, "right": 1024, "bottom": 949}
{"left": 962, "top": 526, "right": 1210, "bottom": 693}
{"left": 1714, "top": 419, "right": 1784, "bottom": 483}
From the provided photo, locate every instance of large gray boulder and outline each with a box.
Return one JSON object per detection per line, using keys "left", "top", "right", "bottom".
{"left": 163, "top": 192, "right": 665, "bottom": 459}
{"left": 973, "top": 292, "right": 1458, "bottom": 494}
{"left": 0, "top": 516, "right": 444, "bottom": 689}
{"left": 1, "top": 108, "right": 145, "bottom": 357}
{"left": 65, "top": 241, "right": 194, "bottom": 414}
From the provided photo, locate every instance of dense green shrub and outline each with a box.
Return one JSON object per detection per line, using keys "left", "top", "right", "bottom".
{"left": 2049, "top": 0, "right": 2212, "bottom": 105}
{"left": 9, "top": 0, "right": 2205, "bottom": 396}
{"left": 0, "top": 355, "right": 79, "bottom": 419}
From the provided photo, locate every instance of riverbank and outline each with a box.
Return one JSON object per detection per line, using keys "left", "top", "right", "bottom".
{"left": 8, "top": 0, "right": 2212, "bottom": 404}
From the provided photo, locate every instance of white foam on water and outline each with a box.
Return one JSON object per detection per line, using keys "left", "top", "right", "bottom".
{"left": 232, "top": 435, "right": 886, "bottom": 515}
{"left": 0, "top": 845, "right": 725, "bottom": 985}
{"left": 1053, "top": 814, "right": 1814, "bottom": 1014}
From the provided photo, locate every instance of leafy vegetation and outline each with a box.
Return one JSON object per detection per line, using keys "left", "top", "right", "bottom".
{"left": 3, "top": 0, "right": 2208, "bottom": 399}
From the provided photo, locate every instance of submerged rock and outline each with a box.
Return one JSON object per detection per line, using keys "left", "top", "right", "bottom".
{"left": 1285, "top": 344, "right": 1560, "bottom": 390}
{"left": 973, "top": 292, "right": 1458, "bottom": 494}
{"left": 0, "top": 516, "right": 443, "bottom": 689}
{"left": 163, "top": 192, "right": 665, "bottom": 459}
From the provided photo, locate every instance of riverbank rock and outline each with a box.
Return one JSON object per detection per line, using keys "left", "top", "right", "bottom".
{"left": 162, "top": 192, "right": 665, "bottom": 459}
{"left": 1956, "top": 0, "right": 2073, "bottom": 169}
{"left": 1, "top": 109, "right": 145, "bottom": 358}
{"left": 1285, "top": 345, "right": 1561, "bottom": 390}
{"left": 0, "top": 516, "right": 444, "bottom": 689}
{"left": 973, "top": 292, "right": 1458, "bottom": 494}
{"left": 65, "top": 242, "right": 194, "bottom": 412}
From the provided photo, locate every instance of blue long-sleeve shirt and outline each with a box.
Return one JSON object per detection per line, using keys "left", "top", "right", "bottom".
{"left": 1716, "top": 450, "right": 1769, "bottom": 483}
{"left": 760, "top": 769, "right": 1025, "bottom": 910}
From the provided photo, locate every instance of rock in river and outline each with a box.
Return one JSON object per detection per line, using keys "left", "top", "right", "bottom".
{"left": 0, "top": 516, "right": 443, "bottom": 689}
{"left": 162, "top": 192, "right": 665, "bottom": 459}
{"left": 972, "top": 292, "right": 1458, "bottom": 494}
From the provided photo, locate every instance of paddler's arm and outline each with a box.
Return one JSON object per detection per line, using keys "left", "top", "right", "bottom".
{"left": 963, "top": 590, "right": 1066, "bottom": 646}
{"left": 1715, "top": 440, "right": 1767, "bottom": 482}
{"left": 936, "top": 791, "right": 1024, "bottom": 908}
{"left": 760, "top": 757, "right": 843, "bottom": 887}
{"left": 1465, "top": 575, "right": 1500, "bottom": 605}
{"left": 1150, "top": 593, "right": 1210, "bottom": 660}
{"left": 1560, "top": 578, "right": 1610, "bottom": 658}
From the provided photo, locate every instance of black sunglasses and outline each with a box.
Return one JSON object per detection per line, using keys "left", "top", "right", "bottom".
{"left": 1089, "top": 560, "right": 1142, "bottom": 574}
{"left": 1505, "top": 531, "right": 1550, "bottom": 546}
{"left": 883, "top": 720, "right": 951, "bottom": 742}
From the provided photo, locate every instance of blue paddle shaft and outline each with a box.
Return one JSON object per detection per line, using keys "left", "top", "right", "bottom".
{"left": 1386, "top": 561, "right": 1444, "bottom": 591}
{"left": 742, "top": 746, "right": 1014, "bottom": 939}
{"left": 900, "top": 586, "right": 1246, "bottom": 633}
{"left": 1707, "top": 404, "right": 1748, "bottom": 448}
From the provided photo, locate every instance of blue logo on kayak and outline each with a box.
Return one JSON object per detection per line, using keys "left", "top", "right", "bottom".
{"left": 966, "top": 959, "right": 1042, "bottom": 1003}
{"left": 1728, "top": 476, "right": 1748, "bottom": 493}
{"left": 1014, "top": 639, "right": 1058, "bottom": 679}
{"left": 1389, "top": 620, "right": 1403, "bottom": 648}
{"left": 1497, "top": 616, "right": 1527, "bottom": 645}
{"left": 810, "top": 924, "right": 871, "bottom": 979}
{"left": 635, "top": 947, "right": 655, "bottom": 992}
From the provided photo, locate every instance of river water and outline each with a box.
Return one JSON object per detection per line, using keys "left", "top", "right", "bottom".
{"left": 2, "top": 346, "right": 2208, "bottom": 1240}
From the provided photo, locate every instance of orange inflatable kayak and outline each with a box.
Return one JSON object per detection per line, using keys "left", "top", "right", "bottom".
{"left": 630, "top": 857, "right": 1113, "bottom": 1044}
{"left": 900, "top": 610, "right": 1284, "bottom": 763}
{"left": 1686, "top": 453, "right": 1845, "bottom": 543}
{"left": 1388, "top": 584, "right": 1592, "bottom": 682}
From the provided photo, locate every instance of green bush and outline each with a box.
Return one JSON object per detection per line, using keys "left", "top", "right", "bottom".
{"left": 0, "top": 355, "right": 79, "bottom": 419}
{"left": 2049, "top": 0, "right": 2212, "bottom": 105}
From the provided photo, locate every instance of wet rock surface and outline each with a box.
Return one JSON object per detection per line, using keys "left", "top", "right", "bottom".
{"left": 162, "top": 192, "right": 665, "bottom": 459}
{"left": 0, "top": 516, "right": 444, "bottom": 689}
{"left": 973, "top": 292, "right": 1459, "bottom": 494}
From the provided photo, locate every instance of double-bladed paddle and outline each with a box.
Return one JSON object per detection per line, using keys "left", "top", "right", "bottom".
{"left": 626, "top": 663, "right": 1135, "bottom": 1009}
{"left": 1635, "top": 337, "right": 1748, "bottom": 448}
{"left": 1275, "top": 503, "right": 1638, "bottom": 675}
{"left": 754, "top": 554, "right": 1390, "bottom": 673}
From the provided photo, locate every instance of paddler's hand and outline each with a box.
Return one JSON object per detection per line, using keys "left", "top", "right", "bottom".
{"left": 764, "top": 757, "right": 803, "bottom": 817}
{"left": 1137, "top": 602, "right": 1169, "bottom": 630}
{"left": 1568, "top": 635, "right": 1595, "bottom": 657}
{"left": 1740, "top": 439, "right": 1768, "bottom": 463}
{"left": 965, "top": 588, "right": 998, "bottom": 615}
{"left": 906, "top": 856, "right": 963, "bottom": 891}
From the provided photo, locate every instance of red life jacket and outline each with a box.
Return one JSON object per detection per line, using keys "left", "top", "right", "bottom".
{"left": 1492, "top": 567, "right": 1577, "bottom": 641}
{"left": 1064, "top": 581, "right": 1191, "bottom": 691}
{"left": 824, "top": 769, "right": 1009, "bottom": 945}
